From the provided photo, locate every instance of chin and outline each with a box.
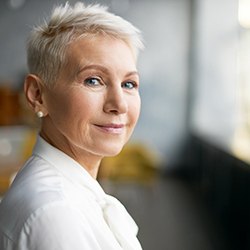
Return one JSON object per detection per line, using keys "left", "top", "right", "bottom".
{"left": 98, "top": 144, "right": 125, "bottom": 158}
{"left": 103, "top": 148, "right": 123, "bottom": 157}
{"left": 94, "top": 136, "right": 130, "bottom": 157}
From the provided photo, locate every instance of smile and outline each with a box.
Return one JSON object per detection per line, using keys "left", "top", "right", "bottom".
{"left": 94, "top": 123, "right": 125, "bottom": 134}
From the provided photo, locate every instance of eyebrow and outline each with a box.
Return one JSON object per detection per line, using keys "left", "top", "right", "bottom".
{"left": 77, "top": 64, "right": 139, "bottom": 78}
{"left": 125, "top": 71, "right": 140, "bottom": 78}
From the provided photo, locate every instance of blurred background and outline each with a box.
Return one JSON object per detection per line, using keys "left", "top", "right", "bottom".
{"left": 0, "top": 0, "right": 250, "bottom": 249}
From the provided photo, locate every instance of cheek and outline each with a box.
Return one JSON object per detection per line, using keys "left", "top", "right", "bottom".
{"left": 45, "top": 91, "right": 86, "bottom": 122}
{"left": 63, "top": 97, "right": 94, "bottom": 125}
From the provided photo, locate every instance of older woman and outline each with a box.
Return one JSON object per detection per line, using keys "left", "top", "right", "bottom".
{"left": 0, "top": 2, "right": 144, "bottom": 250}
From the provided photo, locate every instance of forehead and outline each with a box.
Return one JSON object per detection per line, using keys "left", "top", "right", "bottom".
{"left": 66, "top": 35, "right": 136, "bottom": 68}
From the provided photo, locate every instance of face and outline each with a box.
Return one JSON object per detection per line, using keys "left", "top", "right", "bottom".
{"left": 41, "top": 35, "right": 141, "bottom": 159}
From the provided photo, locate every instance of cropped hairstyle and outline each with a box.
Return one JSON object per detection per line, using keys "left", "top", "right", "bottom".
{"left": 27, "top": 1, "right": 144, "bottom": 87}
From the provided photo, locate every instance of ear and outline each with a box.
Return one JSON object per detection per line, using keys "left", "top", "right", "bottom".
{"left": 24, "top": 74, "right": 48, "bottom": 116}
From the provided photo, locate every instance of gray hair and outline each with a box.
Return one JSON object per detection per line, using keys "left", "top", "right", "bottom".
{"left": 27, "top": 2, "right": 144, "bottom": 87}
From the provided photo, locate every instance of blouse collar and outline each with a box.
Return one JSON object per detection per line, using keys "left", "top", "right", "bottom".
{"left": 32, "top": 135, "right": 106, "bottom": 203}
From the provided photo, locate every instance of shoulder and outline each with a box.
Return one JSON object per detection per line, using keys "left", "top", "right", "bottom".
{"left": 0, "top": 154, "right": 65, "bottom": 241}
{"left": 18, "top": 201, "right": 97, "bottom": 250}
{"left": 0, "top": 200, "right": 100, "bottom": 250}
{"left": 5, "top": 154, "right": 65, "bottom": 206}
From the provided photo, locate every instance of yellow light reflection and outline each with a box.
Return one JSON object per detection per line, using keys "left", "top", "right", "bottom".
{"left": 238, "top": 0, "right": 250, "bottom": 29}
{"left": 232, "top": 3, "right": 250, "bottom": 163}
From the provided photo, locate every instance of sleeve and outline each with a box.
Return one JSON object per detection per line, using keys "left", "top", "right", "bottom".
{"left": 17, "top": 201, "right": 101, "bottom": 250}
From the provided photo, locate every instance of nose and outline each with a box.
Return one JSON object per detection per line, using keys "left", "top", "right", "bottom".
{"left": 103, "top": 86, "right": 128, "bottom": 115}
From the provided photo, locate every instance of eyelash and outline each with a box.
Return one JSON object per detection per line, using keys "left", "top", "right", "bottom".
{"left": 122, "top": 81, "right": 138, "bottom": 90}
{"left": 84, "top": 77, "right": 102, "bottom": 87}
{"left": 84, "top": 77, "right": 138, "bottom": 90}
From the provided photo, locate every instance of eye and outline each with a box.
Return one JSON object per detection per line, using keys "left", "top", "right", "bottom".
{"left": 84, "top": 77, "right": 101, "bottom": 86}
{"left": 122, "top": 81, "right": 137, "bottom": 90}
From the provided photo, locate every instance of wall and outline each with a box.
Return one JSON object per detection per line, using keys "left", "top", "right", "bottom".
{"left": 190, "top": 0, "right": 239, "bottom": 150}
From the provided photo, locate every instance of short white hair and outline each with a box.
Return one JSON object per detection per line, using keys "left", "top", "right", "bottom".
{"left": 27, "top": 2, "right": 144, "bottom": 87}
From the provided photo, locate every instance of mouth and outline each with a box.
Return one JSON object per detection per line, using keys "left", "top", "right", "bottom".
{"left": 94, "top": 123, "right": 125, "bottom": 134}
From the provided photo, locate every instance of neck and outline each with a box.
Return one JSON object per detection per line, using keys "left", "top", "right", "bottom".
{"left": 75, "top": 154, "right": 102, "bottom": 179}
{"left": 40, "top": 130, "right": 102, "bottom": 179}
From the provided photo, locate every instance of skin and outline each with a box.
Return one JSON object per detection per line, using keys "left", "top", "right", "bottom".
{"left": 24, "top": 35, "right": 141, "bottom": 178}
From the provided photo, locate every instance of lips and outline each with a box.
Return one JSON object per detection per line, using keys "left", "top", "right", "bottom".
{"left": 94, "top": 123, "right": 125, "bottom": 134}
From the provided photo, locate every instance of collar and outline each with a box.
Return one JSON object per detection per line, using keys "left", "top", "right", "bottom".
{"left": 32, "top": 135, "right": 106, "bottom": 203}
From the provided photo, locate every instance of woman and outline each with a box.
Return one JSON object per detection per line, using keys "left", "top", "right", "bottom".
{"left": 0, "top": 2, "right": 144, "bottom": 250}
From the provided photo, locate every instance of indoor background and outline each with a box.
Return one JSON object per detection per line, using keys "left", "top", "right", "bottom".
{"left": 0, "top": 0, "right": 250, "bottom": 249}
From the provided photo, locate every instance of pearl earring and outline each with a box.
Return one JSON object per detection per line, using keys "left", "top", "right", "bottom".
{"left": 36, "top": 111, "right": 44, "bottom": 118}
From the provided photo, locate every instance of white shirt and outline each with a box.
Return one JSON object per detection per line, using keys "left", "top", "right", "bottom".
{"left": 0, "top": 136, "right": 142, "bottom": 250}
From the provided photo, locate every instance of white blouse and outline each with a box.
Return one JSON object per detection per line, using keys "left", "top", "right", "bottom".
{"left": 0, "top": 136, "right": 142, "bottom": 250}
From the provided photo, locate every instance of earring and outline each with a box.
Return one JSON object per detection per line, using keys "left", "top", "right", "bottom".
{"left": 36, "top": 111, "right": 44, "bottom": 118}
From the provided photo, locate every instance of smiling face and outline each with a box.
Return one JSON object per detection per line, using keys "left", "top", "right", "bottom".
{"left": 40, "top": 35, "right": 141, "bottom": 166}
